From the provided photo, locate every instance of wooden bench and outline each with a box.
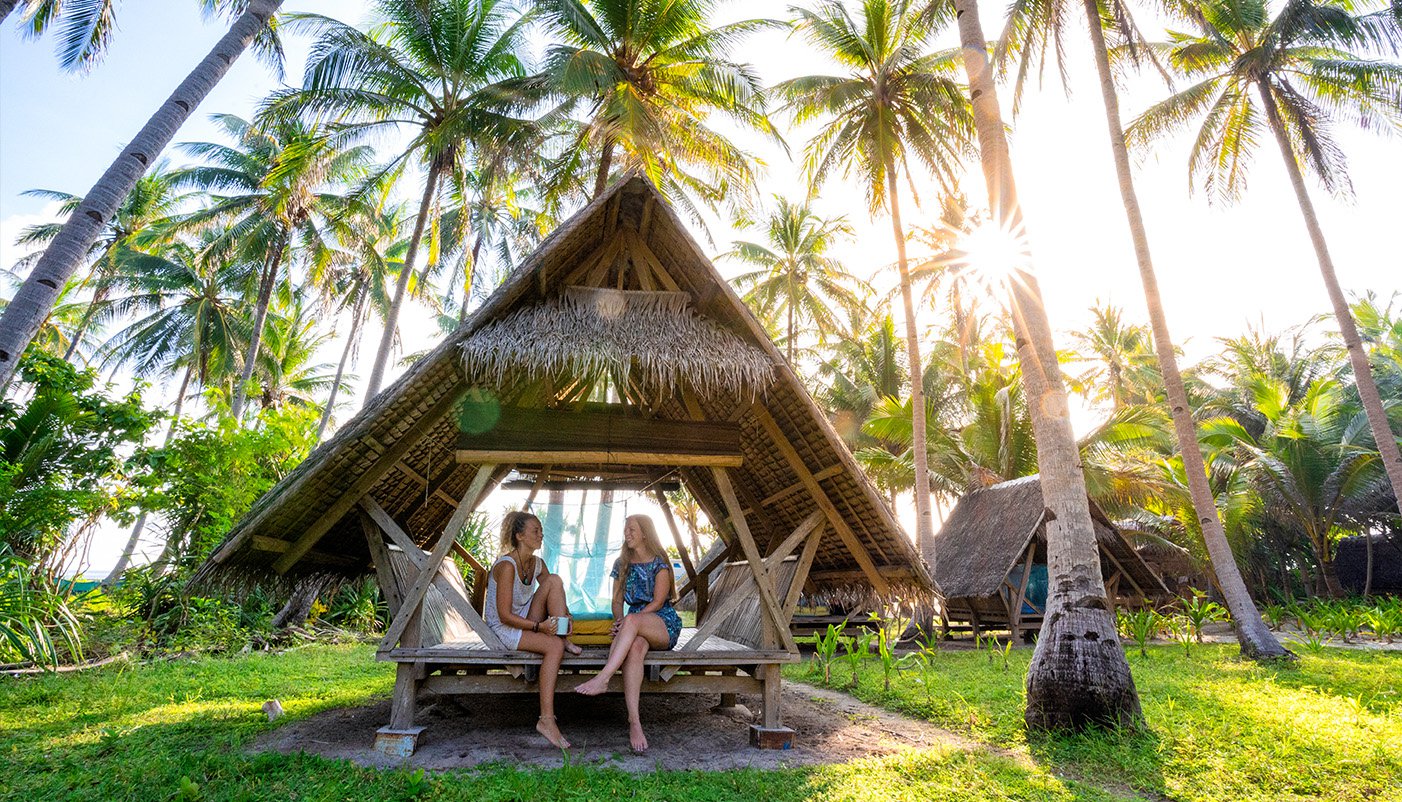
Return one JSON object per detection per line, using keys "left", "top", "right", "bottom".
{"left": 365, "top": 494, "right": 825, "bottom": 756}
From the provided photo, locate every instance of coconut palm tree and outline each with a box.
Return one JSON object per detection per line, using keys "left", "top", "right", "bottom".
{"left": 0, "top": 0, "right": 282, "bottom": 393}
{"left": 1127, "top": 0, "right": 1402, "bottom": 545}
{"left": 15, "top": 163, "right": 188, "bottom": 363}
{"left": 253, "top": 298, "right": 338, "bottom": 413}
{"left": 1071, "top": 304, "right": 1161, "bottom": 410}
{"left": 536, "top": 0, "right": 778, "bottom": 215}
{"left": 726, "top": 198, "right": 865, "bottom": 364}
{"left": 96, "top": 236, "right": 248, "bottom": 583}
{"left": 171, "top": 113, "right": 371, "bottom": 419}
{"left": 778, "top": 0, "right": 975, "bottom": 559}
{"left": 999, "top": 0, "right": 1293, "bottom": 659}
{"left": 312, "top": 200, "right": 405, "bottom": 442}
{"left": 273, "top": 0, "right": 538, "bottom": 401}
{"left": 1203, "top": 377, "right": 1389, "bottom": 596}
{"left": 951, "top": 0, "right": 1142, "bottom": 729}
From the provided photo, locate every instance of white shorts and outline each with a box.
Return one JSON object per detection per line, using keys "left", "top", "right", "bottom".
{"left": 489, "top": 621, "right": 524, "bottom": 650}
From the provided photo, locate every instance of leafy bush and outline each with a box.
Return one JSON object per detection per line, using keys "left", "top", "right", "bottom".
{"left": 0, "top": 352, "right": 156, "bottom": 565}
{"left": 0, "top": 549, "right": 84, "bottom": 667}
{"left": 323, "top": 578, "right": 386, "bottom": 633}
{"left": 1178, "top": 588, "right": 1228, "bottom": 642}
{"left": 809, "top": 622, "right": 845, "bottom": 684}
{"left": 1117, "top": 608, "right": 1166, "bottom": 657}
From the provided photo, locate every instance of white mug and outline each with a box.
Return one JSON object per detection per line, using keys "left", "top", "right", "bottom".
{"left": 554, "top": 615, "right": 572, "bottom": 635}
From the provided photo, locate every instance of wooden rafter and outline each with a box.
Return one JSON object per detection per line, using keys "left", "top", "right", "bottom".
{"left": 750, "top": 405, "right": 892, "bottom": 596}
{"left": 271, "top": 388, "right": 463, "bottom": 574}
{"left": 654, "top": 488, "right": 697, "bottom": 586}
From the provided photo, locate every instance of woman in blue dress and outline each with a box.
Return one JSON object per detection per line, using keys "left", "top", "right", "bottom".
{"left": 574, "top": 514, "right": 681, "bottom": 752}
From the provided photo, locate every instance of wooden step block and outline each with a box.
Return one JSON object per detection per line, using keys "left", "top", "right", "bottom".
{"left": 749, "top": 724, "right": 795, "bottom": 750}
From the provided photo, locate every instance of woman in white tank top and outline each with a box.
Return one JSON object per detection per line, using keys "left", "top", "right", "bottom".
{"left": 485, "top": 511, "right": 582, "bottom": 749}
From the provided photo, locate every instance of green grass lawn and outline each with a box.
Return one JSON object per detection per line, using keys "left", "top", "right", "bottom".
{"left": 787, "top": 643, "right": 1402, "bottom": 802}
{"left": 1, "top": 643, "right": 1396, "bottom": 801}
{"left": 0, "top": 643, "right": 1117, "bottom": 802}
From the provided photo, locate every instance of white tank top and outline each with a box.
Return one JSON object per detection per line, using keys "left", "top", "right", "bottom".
{"left": 483, "top": 554, "right": 543, "bottom": 630}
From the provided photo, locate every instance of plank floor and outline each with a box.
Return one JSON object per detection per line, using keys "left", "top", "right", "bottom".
{"left": 380, "top": 627, "right": 797, "bottom": 665}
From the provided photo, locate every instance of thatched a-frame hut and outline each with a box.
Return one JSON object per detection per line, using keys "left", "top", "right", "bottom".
{"left": 932, "top": 476, "right": 1170, "bottom": 641}
{"left": 194, "top": 175, "right": 930, "bottom": 754}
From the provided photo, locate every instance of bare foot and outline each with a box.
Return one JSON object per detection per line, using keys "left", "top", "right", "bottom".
{"left": 575, "top": 676, "right": 608, "bottom": 696}
{"left": 563, "top": 638, "right": 583, "bottom": 656}
{"left": 537, "top": 716, "right": 570, "bottom": 749}
{"left": 628, "top": 719, "right": 648, "bottom": 754}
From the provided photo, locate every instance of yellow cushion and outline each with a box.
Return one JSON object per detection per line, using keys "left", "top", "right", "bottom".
{"left": 568, "top": 617, "right": 614, "bottom": 646}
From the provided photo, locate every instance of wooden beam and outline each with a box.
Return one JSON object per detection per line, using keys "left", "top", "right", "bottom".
{"left": 654, "top": 489, "right": 697, "bottom": 586}
{"left": 272, "top": 388, "right": 463, "bottom": 574}
{"left": 394, "top": 461, "right": 460, "bottom": 508}
{"left": 379, "top": 465, "right": 496, "bottom": 651}
{"left": 676, "top": 540, "right": 732, "bottom": 603}
{"left": 361, "top": 513, "right": 403, "bottom": 616}
{"left": 660, "top": 520, "right": 810, "bottom": 679}
{"left": 711, "top": 467, "right": 799, "bottom": 653}
{"left": 248, "top": 536, "right": 358, "bottom": 567}
{"left": 457, "top": 449, "right": 741, "bottom": 467}
{"left": 750, "top": 405, "right": 892, "bottom": 596}
{"left": 626, "top": 232, "right": 681, "bottom": 292}
{"left": 421, "top": 672, "right": 762, "bottom": 696}
{"left": 806, "top": 566, "right": 919, "bottom": 584}
{"left": 360, "top": 497, "right": 425, "bottom": 567}
{"left": 759, "top": 465, "right": 843, "bottom": 508}
{"left": 503, "top": 477, "right": 680, "bottom": 493}
{"left": 783, "top": 524, "right": 824, "bottom": 618}
{"left": 457, "top": 406, "right": 741, "bottom": 458}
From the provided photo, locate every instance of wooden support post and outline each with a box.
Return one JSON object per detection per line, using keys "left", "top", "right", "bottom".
{"left": 749, "top": 663, "right": 793, "bottom": 749}
{"left": 379, "top": 465, "right": 496, "bottom": 652}
{"left": 375, "top": 662, "right": 426, "bottom": 758}
{"left": 710, "top": 467, "right": 799, "bottom": 654}
{"left": 750, "top": 406, "right": 892, "bottom": 596}
{"left": 523, "top": 468, "right": 550, "bottom": 510}
{"left": 361, "top": 512, "right": 403, "bottom": 617}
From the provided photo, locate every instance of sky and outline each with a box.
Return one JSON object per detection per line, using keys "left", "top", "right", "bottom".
{"left": 1, "top": 0, "right": 1398, "bottom": 576}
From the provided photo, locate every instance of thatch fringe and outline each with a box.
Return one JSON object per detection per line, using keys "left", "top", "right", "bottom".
{"left": 460, "top": 286, "right": 774, "bottom": 399}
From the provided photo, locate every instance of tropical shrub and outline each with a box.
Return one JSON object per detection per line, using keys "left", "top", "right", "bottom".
{"left": 0, "top": 548, "right": 84, "bottom": 667}
{"left": 810, "top": 622, "right": 846, "bottom": 684}
{"left": 1178, "top": 588, "right": 1229, "bottom": 642}
{"left": 0, "top": 352, "right": 156, "bottom": 568}
{"left": 1117, "top": 608, "right": 1166, "bottom": 657}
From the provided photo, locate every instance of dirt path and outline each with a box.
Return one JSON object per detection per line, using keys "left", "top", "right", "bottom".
{"left": 254, "top": 680, "right": 994, "bottom": 773}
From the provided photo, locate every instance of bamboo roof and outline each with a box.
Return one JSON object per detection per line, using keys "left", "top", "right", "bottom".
{"left": 193, "top": 175, "right": 932, "bottom": 605}
{"left": 932, "top": 476, "right": 1168, "bottom": 600}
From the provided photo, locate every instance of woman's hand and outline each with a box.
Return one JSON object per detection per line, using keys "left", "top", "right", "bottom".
{"left": 609, "top": 618, "right": 622, "bottom": 636}
{"left": 537, "top": 617, "right": 559, "bottom": 636}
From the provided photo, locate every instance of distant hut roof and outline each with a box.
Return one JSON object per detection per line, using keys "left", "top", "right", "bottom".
{"left": 932, "top": 475, "right": 1168, "bottom": 600}
{"left": 193, "top": 175, "right": 931, "bottom": 605}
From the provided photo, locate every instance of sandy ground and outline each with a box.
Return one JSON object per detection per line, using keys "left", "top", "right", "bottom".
{"left": 251, "top": 680, "right": 980, "bottom": 772}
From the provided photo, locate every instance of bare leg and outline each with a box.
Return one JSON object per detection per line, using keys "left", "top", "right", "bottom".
{"left": 528, "top": 575, "right": 582, "bottom": 655}
{"left": 517, "top": 630, "right": 570, "bottom": 749}
{"left": 576, "top": 613, "right": 670, "bottom": 696}
{"left": 622, "top": 637, "right": 649, "bottom": 752}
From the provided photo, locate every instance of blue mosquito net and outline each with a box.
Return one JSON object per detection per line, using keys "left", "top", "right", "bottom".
{"left": 534, "top": 491, "right": 623, "bottom": 618}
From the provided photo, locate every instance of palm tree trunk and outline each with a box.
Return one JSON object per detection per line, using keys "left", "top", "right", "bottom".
{"left": 1257, "top": 81, "right": 1402, "bottom": 527}
{"left": 1081, "top": 0, "right": 1290, "bottom": 659}
{"left": 0, "top": 0, "right": 284, "bottom": 393}
{"left": 0, "top": 1, "right": 22, "bottom": 22}
{"left": 230, "top": 232, "right": 288, "bottom": 419}
{"left": 105, "top": 361, "right": 195, "bottom": 586}
{"left": 955, "top": 0, "right": 1141, "bottom": 730}
{"left": 316, "top": 295, "right": 365, "bottom": 443}
{"left": 365, "top": 157, "right": 443, "bottom": 401}
{"left": 886, "top": 159, "right": 935, "bottom": 568}
{"left": 594, "top": 139, "right": 616, "bottom": 198}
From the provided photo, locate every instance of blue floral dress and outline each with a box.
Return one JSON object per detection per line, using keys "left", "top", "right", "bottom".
{"left": 611, "top": 556, "right": 682, "bottom": 649}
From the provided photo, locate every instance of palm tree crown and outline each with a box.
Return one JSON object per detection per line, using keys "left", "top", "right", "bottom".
{"left": 537, "top": 0, "right": 779, "bottom": 215}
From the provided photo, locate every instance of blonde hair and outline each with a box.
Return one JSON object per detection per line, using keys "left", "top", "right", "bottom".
{"left": 499, "top": 511, "right": 541, "bottom": 554}
{"left": 616, "top": 514, "right": 679, "bottom": 603}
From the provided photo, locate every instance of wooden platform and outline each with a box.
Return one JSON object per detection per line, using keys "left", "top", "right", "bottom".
{"left": 380, "top": 629, "right": 797, "bottom": 666}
